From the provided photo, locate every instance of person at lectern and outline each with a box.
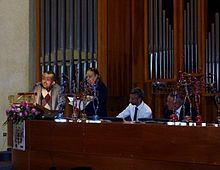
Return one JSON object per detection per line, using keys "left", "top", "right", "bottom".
{"left": 84, "top": 68, "right": 108, "bottom": 118}
{"left": 33, "top": 71, "right": 64, "bottom": 111}
{"left": 116, "top": 87, "right": 152, "bottom": 121}
{"left": 163, "top": 91, "right": 197, "bottom": 122}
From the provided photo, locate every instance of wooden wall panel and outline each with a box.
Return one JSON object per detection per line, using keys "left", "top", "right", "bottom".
{"left": 98, "top": 0, "right": 175, "bottom": 118}
{"left": 198, "top": 0, "right": 207, "bottom": 74}
{"left": 131, "top": 0, "right": 145, "bottom": 86}
{"left": 98, "top": 0, "right": 108, "bottom": 84}
{"left": 35, "top": 0, "right": 41, "bottom": 82}
{"left": 173, "top": 0, "right": 184, "bottom": 77}
{"left": 107, "top": 0, "right": 132, "bottom": 96}
{"left": 143, "top": 0, "right": 149, "bottom": 83}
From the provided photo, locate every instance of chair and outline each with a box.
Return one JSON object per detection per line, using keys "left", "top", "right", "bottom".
{"left": 107, "top": 96, "right": 129, "bottom": 117}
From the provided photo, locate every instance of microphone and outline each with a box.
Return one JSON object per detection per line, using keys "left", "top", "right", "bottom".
{"left": 34, "top": 82, "right": 42, "bottom": 87}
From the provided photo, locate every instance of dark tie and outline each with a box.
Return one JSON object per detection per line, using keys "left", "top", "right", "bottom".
{"left": 133, "top": 107, "right": 138, "bottom": 121}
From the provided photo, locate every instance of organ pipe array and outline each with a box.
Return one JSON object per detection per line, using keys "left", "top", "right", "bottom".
{"left": 148, "top": 0, "right": 174, "bottom": 80}
{"left": 184, "top": 0, "right": 198, "bottom": 73}
{"left": 39, "top": 0, "right": 220, "bottom": 94}
{"left": 206, "top": 12, "right": 220, "bottom": 92}
{"left": 40, "top": 0, "right": 98, "bottom": 93}
{"left": 148, "top": 0, "right": 220, "bottom": 93}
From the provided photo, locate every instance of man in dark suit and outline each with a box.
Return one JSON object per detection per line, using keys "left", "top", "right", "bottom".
{"left": 163, "top": 91, "right": 197, "bottom": 122}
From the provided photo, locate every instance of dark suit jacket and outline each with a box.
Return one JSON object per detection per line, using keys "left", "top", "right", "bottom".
{"left": 85, "top": 79, "right": 107, "bottom": 117}
{"left": 163, "top": 103, "right": 197, "bottom": 122}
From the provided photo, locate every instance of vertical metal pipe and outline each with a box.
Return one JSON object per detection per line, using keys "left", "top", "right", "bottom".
{"left": 93, "top": 0, "right": 98, "bottom": 67}
{"left": 88, "top": 0, "right": 93, "bottom": 66}
{"left": 162, "top": 10, "right": 166, "bottom": 78}
{"left": 215, "top": 13, "right": 219, "bottom": 91}
{"left": 82, "top": 0, "right": 85, "bottom": 78}
{"left": 45, "top": 0, "right": 51, "bottom": 71}
{"left": 82, "top": 0, "right": 88, "bottom": 76}
{"left": 59, "top": 0, "right": 64, "bottom": 49}
{"left": 208, "top": 32, "right": 212, "bottom": 80}
{"left": 65, "top": 0, "right": 70, "bottom": 50}
{"left": 168, "top": 25, "right": 172, "bottom": 78}
{"left": 51, "top": 0, "right": 58, "bottom": 76}
{"left": 186, "top": 2, "right": 190, "bottom": 73}
{"left": 154, "top": 0, "right": 158, "bottom": 80}
{"left": 82, "top": 0, "right": 85, "bottom": 51}
{"left": 205, "top": 39, "right": 209, "bottom": 84}
{"left": 69, "top": 0, "right": 75, "bottom": 93}
{"left": 190, "top": 0, "right": 194, "bottom": 73}
{"left": 171, "top": 30, "right": 174, "bottom": 78}
{"left": 211, "top": 24, "right": 215, "bottom": 84}
{"left": 69, "top": 57, "right": 75, "bottom": 95}
{"left": 88, "top": 0, "right": 93, "bottom": 67}
{"left": 149, "top": 0, "right": 154, "bottom": 80}
{"left": 194, "top": 0, "right": 198, "bottom": 73}
{"left": 60, "top": 0, "right": 66, "bottom": 84}
{"left": 158, "top": 0, "right": 162, "bottom": 79}
{"left": 166, "top": 18, "right": 169, "bottom": 79}
{"left": 184, "top": 10, "right": 187, "bottom": 72}
{"left": 76, "top": 0, "right": 82, "bottom": 90}
{"left": 89, "top": 0, "right": 95, "bottom": 67}
{"left": 69, "top": 0, "right": 74, "bottom": 50}
{"left": 41, "top": 0, "right": 45, "bottom": 73}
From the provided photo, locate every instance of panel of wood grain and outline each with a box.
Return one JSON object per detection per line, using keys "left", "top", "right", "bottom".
{"left": 12, "top": 121, "right": 220, "bottom": 169}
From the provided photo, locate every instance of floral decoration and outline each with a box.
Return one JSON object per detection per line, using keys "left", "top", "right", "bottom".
{"left": 4, "top": 102, "right": 40, "bottom": 125}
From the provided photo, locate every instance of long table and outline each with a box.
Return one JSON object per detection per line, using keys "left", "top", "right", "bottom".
{"left": 12, "top": 120, "right": 220, "bottom": 169}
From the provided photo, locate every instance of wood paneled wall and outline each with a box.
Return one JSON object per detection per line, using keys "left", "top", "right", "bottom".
{"left": 98, "top": 0, "right": 166, "bottom": 116}
{"left": 97, "top": 0, "right": 218, "bottom": 122}
{"left": 98, "top": 0, "right": 146, "bottom": 116}
{"left": 107, "top": 0, "right": 132, "bottom": 96}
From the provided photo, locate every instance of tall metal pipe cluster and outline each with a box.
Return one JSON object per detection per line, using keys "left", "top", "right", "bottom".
{"left": 206, "top": 12, "right": 220, "bottom": 92}
{"left": 40, "top": 0, "right": 97, "bottom": 93}
{"left": 184, "top": 0, "right": 198, "bottom": 74}
{"left": 148, "top": 0, "right": 174, "bottom": 80}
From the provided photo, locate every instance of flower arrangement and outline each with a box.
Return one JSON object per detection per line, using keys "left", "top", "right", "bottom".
{"left": 4, "top": 102, "right": 40, "bottom": 125}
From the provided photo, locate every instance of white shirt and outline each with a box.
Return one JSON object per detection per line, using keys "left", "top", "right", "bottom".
{"left": 175, "top": 106, "right": 182, "bottom": 119}
{"left": 117, "top": 101, "right": 152, "bottom": 121}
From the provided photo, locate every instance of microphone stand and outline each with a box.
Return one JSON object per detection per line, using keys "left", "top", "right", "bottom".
{"left": 92, "top": 82, "right": 99, "bottom": 120}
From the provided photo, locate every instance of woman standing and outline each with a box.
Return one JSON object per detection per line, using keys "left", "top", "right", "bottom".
{"left": 84, "top": 68, "right": 108, "bottom": 118}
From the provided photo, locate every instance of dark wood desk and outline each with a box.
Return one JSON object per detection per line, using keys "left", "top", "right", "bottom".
{"left": 12, "top": 121, "right": 220, "bottom": 169}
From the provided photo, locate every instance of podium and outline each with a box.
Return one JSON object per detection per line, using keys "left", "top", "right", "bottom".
{"left": 8, "top": 92, "right": 36, "bottom": 105}
{"left": 6, "top": 92, "right": 59, "bottom": 151}
{"left": 7, "top": 92, "right": 36, "bottom": 149}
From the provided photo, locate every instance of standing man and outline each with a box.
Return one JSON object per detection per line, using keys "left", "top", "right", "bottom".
{"left": 117, "top": 87, "right": 152, "bottom": 121}
{"left": 34, "top": 71, "right": 65, "bottom": 111}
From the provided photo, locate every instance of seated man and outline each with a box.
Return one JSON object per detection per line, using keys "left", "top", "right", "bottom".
{"left": 116, "top": 87, "right": 152, "bottom": 121}
{"left": 163, "top": 91, "right": 197, "bottom": 122}
{"left": 34, "top": 71, "right": 65, "bottom": 111}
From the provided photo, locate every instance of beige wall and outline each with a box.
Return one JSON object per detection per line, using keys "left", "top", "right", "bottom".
{"left": 0, "top": 0, "right": 33, "bottom": 150}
